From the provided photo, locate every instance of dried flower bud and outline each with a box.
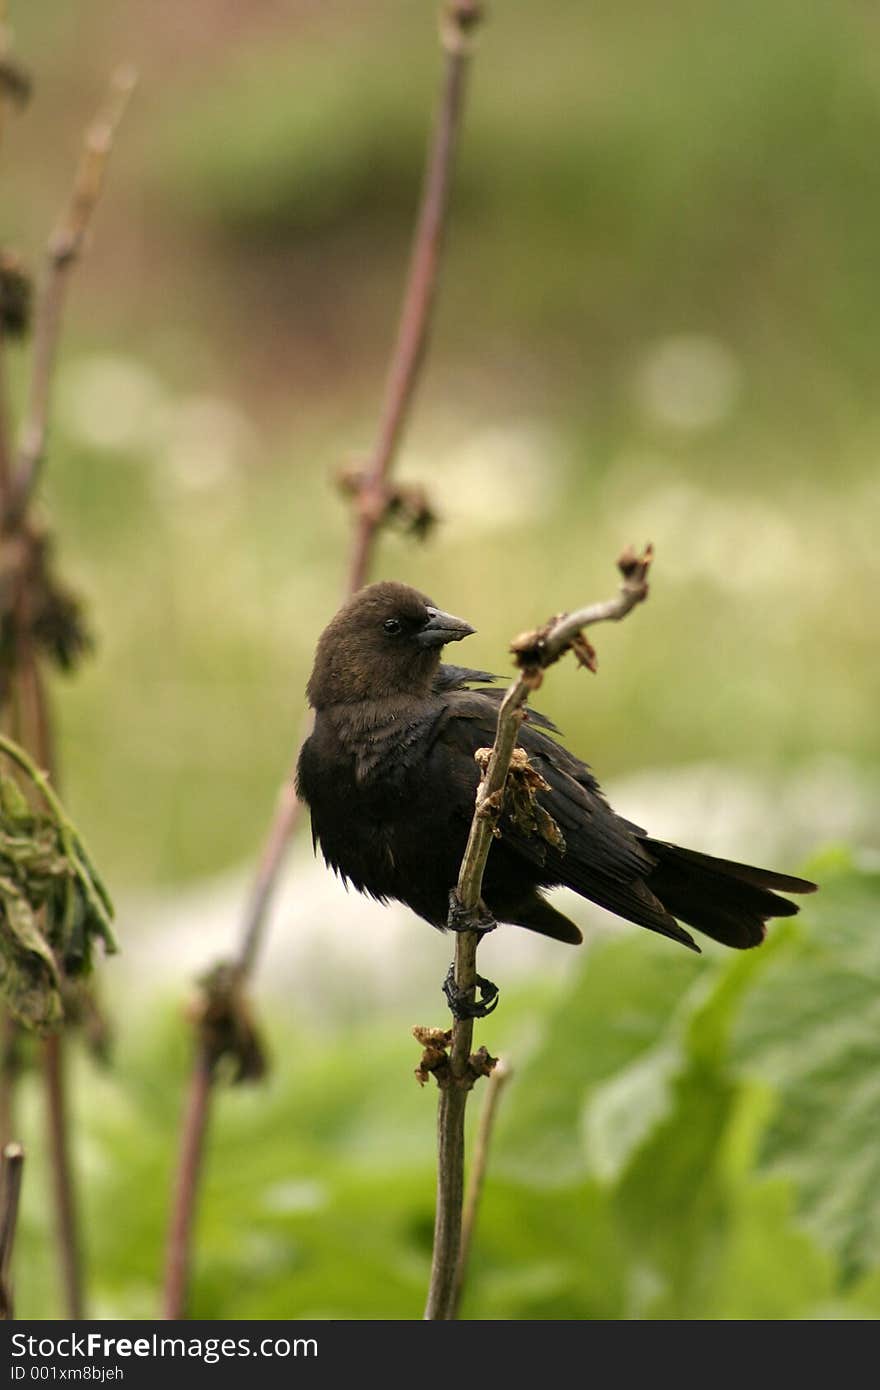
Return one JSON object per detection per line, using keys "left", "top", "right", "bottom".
{"left": 0, "top": 252, "right": 32, "bottom": 339}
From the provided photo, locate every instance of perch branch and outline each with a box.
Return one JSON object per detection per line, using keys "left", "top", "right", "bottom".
{"left": 424, "top": 545, "right": 653, "bottom": 1320}
{"left": 0, "top": 1141, "right": 24, "bottom": 1320}
{"left": 4, "top": 65, "right": 136, "bottom": 530}
{"left": 162, "top": 1, "right": 484, "bottom": 1321}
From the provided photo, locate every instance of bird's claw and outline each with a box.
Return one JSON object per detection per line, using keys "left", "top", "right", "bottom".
{"left": 447, "top": 891, "right": 497, "bottom": 936}
{"left": 443, "top": 962, "right": 499, "bottom": 1020}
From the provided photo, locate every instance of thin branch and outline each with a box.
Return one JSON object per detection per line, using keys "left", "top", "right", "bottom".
{"left": 43, "top": 1032, "right": 82, "bottom": 1318}
{"left": 236, "top": 1, "right": 481, "bottom": 975}
{"left": 4, "top": 65, "right": 136, "bottom": 530}
{"left": 17, "top": 642, "right": 84, "bottom": 1319}
{"left": 161, "top": 1043, "right": 213, "bottom": 1322}
{"left": 346, "top": 0, "right": 482, "bottom": 595}
{"left": 424, "top": 546, "right": 653, "bottom": 1320}
{"left": 234, "top": 713, "right": 311, "bottom": 978}
{"left": 0, "top": 1016, "right": 19, "bottom": 1152}
{"left": 0, "top": 321, "right": 12, "bottom": 500}
{"left": 162, "top": 1, "right": 484, "bottom": 1322}
{"left": 0, "top": 1140, "right": 25, "bottom": 1320}
{"left": 0, "top": 61, "right": 131, "bottom": 1323}
{"left": 452, "top": 1055, "right": 511, "bottom": 1317}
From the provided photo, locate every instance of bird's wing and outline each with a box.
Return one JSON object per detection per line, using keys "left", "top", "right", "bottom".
{"left": 434, "top": 663, "right": 499, "bottom": 691}
{"left": 435, "top": 665, "right": 560, "bottom": 732}
{"left": 431, "top": 690, "right": 697, "bottom": 949}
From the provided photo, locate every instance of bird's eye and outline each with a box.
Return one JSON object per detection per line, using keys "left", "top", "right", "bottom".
{"left": 383, "top": 617, "right": 403, "bottom": 635}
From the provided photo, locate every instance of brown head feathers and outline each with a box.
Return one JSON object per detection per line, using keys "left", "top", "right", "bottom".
{"left": 306, "top": 581, "right": 475, "bottom": 709}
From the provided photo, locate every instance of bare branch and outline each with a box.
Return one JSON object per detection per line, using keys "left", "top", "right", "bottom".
{"left": 0, "top": 322, "right": 12, "bottom": 501}
{"left": 4, "top": 65, "right": 136, "bottom": 529}
{"left": 0, "top": 1140, "right": 24, "bottom": 1320}
{"left": 43, "top": 1032, "right": 83, "bottom": 1318}
{"left": 346, "top": 0, "right": 482, "bottom": 594}
{"left": 458, "top": 545, "right": 653, "bottom": 918}
{"left": 233, "top": 715, "right": 310, "bottom": 978}
{"left": 161, "top": 1045, "right": 213, "bottom": 1322}
{"left": 424, "top": 546, "right": 653, "bottom": 1320}
{"left": 234, "top": 1, "right": 481, "bottom": 983}
{"left": 0, "top": 58, "right": 132, "bottom": 1323}
{"left": 163, "top": 2, "right": 484, "bottom": 1320}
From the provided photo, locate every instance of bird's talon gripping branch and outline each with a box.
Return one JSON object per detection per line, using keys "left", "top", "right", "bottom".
{"left": 443, "top": 963, "right": 499, "bottom": 1020}
{"left": 446, "top": 890, "right": 496, "bottom": 936}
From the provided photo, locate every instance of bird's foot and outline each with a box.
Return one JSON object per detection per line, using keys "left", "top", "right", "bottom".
{"left": 443, "top": 962, "right": 499, "bottom": 1020}
{"left": 447, "top": 891, "right": 497, "bottom": 937}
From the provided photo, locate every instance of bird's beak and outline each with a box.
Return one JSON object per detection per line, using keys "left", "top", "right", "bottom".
{"left": 416, "top": 606, "right": 475, "bottom": 648}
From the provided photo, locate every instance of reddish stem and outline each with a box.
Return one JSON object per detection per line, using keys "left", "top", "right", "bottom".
{"left": 43, "top": 1033, "right": 83, "bottom": 1319}
{"left": 162, "top": 5, "right": 481, "bottom": 1322}
{"left": 161, "top": 1044, "right": 213, "bottom": 1321}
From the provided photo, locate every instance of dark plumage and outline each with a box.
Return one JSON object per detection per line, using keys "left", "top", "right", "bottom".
{"left": 296, "top": 581, "right": 816, "bottom": 952}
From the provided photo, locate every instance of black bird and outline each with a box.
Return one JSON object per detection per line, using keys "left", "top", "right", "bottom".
{"left": 296, "top": 581, "right": 816, "bottom": 953}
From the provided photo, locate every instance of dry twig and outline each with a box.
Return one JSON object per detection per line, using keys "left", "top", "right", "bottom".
{"left": 4, "top": 65, "right": 136, "bottom": 529}
{"left": 423, "top": 546, "right": 653, "bottom": 1320}
{"left": 162, "top": 0, "right": 485, "bottom": 1320}
{"left": 0, "top": 61, "right": 132, "bottom": 1319}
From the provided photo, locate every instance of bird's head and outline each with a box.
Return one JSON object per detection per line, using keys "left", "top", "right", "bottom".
{"left": 306, "top": 580, "right": 475, "bottom": 708}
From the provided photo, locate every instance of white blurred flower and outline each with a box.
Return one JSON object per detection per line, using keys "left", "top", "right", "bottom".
{"left": 57, "top": 354, "right": 168, "bottom": 452}
{"left": 261, "top": 1180, "right": 329, "bottom": 1215}
{"left": 614, "top": 476, "right": 817, "bottom": 595}
{"left": 162, "top": 395, "right": 257, "bottom": 495}
{"left": 633, "top": 333, "right": 742, "bottom": 433}
{"left": 412, "top": 422, "right": 566, "bottom": 532}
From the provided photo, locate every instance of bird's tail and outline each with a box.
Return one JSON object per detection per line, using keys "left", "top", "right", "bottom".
{"left": 642, "top": 840, "right": 817, "bottom": 950}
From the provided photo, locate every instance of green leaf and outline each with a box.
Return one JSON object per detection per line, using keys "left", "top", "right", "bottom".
{"left": 0, "top": 772, "right": 31, "bottom": 825}
{"left": 733, "top": 867, "right": 880, "bottom": 1280}
{"left": 496, "top": 933, "right": 705, "bottom": 1183}
{"left": 0, "top": 873, "right": 63, "bottom": 1030}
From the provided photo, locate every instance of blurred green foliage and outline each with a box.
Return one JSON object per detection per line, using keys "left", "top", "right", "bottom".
{"left": 0, "top": 0, "right": 875, "bottom": 886}
{"left": 3, "top": 0, "right": 879, "bottom": 1322}
{"left": 14, "top": 856, "right": 880, "bottom": 1319}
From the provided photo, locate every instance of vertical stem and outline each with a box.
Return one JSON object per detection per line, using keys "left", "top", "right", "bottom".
{"left": 0, "top": 322, "right": 13, "bottom": 500}
{"left": 162, "top": 1044, "right": 213, "bottom": 1321}
{"left": 346, "top": 9, "right": 477, "bottom": 595}
{"left": 234, "top": 713, "right": 311, "bottom": 978}
{"left": 163, "top": 2, "right": 484, "bottom": 1322}
{"left": 42, "top": 1033, "right": 83, "bottom": 1319}
{"left": 424, "top": 552, "right": 654, "bottom": 1320}
{"left": 424, "top": 927, "right": 479, "bottom": 1320}
{"left": 4, "top": 66, "right": 135, "bottom": 529}
{"left": 424, "top": 1084, "right": 469, "bottom": 1320}
{"left": 0, "top": 1141, "right": 25, "bottom": 1320}
{"left": 0, "top": 1016, "right": 18, "bottom": 1152}
{"left": 0, "top": 62, "right": 133, "bottom": 1323}
{"left": 17, "top": 639, "right": 84, "bottom": 1320}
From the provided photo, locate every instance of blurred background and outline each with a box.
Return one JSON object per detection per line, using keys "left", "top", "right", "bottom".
{"left": 4, "top": 0, "right": 879, "bottom": 1318}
